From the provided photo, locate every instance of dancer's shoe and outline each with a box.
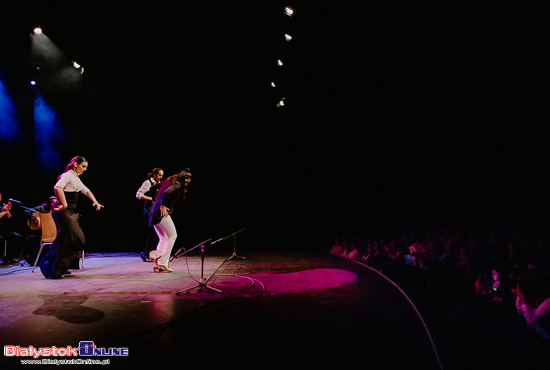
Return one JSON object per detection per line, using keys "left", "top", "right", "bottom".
{"left": 158, "top": 265, "right": 173, "bottom": 272}
{"left": 153, "top": 260, "right": 160, "bottom": 273}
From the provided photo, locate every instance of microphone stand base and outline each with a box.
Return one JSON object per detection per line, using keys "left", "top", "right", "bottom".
{"left": 226, "top": 253, "right": 246, "bottom": 261}
{"left": 176, "top": 281, "right": 223, "bottom": 295}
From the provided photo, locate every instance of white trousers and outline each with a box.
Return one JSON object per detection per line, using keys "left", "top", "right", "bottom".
{"left": 153, "top": 215, "right": 177, "bottom": 266}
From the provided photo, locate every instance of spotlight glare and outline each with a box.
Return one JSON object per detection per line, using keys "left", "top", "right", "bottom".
{"left": 271, "top": 82, "right": 276, "bottom": 87}
{"left": 30, "top": 80, "right": 36, "bottom": 85}
{"left": 285, "top": 34, "right": 292, "bottom": 41}
{"left": 285, "top": 7, "right": 294, "bottom": 17}
{"left": 34, "top": 27, "right": 42, "bottom": 35}
{"left": 277, "top": 59, "right": 283, "bottom": 67}
{"left": 73, "top": 61, "right": 81, "bottom": 69}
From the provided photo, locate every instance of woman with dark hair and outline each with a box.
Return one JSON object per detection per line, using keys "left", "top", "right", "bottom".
{"left": 40, "top": 156, "right": 104, "bottom": 279}
{"left": 148, "top": 169, "right": 191, "bottom": 272}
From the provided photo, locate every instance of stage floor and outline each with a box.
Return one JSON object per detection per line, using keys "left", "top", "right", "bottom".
{"left": 1, "top": 250, "right": 442, "bottom": 369}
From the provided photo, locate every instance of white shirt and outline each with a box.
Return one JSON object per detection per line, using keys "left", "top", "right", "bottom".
{"left": 54, "top": 170, "right": 90, "bottom": 194}
{"left": 136, "top": 178, "right": 158, "bottom": 200}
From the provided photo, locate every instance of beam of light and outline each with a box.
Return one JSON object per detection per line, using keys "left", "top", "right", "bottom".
{"left": 31, "top": 32, "right": 64, "bottom": 70}
{"left": 285, "top": 34, "right": 292, "bottom": 41}
{"left": 30, "top": 34, "right": 83, "bottom": 94}
{"left": 0, "top": 80, "right": 22, "bottom": 141}
{"left": 285, "top": 7, "right": 294, "bottom": 17}
{"left": 33, "top": 95, "right": 65, "bottom": 170}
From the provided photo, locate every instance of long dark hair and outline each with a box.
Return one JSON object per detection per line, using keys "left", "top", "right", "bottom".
{"left": 160, "top": 169, "right": 191, "bottom": 187}
{"left": 58, "top": 156, "right": 87, "bottom": 181}
{"left": 157, "top": 169, "right": 191, "bottom": 200}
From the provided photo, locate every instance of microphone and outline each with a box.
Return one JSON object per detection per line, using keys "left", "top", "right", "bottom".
{"left": 8, "top": 198, "right": 22, "bottom": 204}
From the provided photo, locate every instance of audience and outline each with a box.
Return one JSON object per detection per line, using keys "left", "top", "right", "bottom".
{"left": 329, "top": 219, "right": 550, "bottom": 368}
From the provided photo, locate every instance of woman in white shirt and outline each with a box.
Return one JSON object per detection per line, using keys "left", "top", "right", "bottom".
{"left": 135, "top": 168, "right": 163, "bottom": 262}
{"left": 40, "top": 156, "right": 103, "bottom": 279}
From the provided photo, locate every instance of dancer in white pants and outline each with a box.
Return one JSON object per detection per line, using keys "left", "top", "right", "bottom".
{"left": 152, "top": 214, "right": 177, "bottom": 270}
{"left": 148, "top": 169, "right": 191, "bottom": 272}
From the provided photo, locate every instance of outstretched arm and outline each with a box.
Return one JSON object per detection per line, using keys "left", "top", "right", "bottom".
{"left": 85, "top": 191, "right": 104, "bottom": 211}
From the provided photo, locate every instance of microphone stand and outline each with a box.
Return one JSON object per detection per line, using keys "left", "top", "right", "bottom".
{"left": 175, "top": 238, "right": 224, "bottom": 295}
{"left": 10, "top": 203, "right": 36, "bottom": 213}
{"left": 213, "top": 227, "right": 246, "bottom": 261}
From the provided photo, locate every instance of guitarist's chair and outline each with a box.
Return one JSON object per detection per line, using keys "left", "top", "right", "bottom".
{"left": 19, "top": 211, "right": 43, "bottom": 260}
{"left": 31, "top": 212, "right": 58, "bottom": 272}
{"left": 28, "top": 212, "right": 85, "bottom": 272}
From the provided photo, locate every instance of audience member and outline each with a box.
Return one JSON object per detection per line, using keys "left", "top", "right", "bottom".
{"left": 329, "top": 238, "right": 343, "bottom": 255}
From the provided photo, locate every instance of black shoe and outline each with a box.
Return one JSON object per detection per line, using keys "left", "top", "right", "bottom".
{"left": 141, "top": 254, "right": 154, "bottom": 262}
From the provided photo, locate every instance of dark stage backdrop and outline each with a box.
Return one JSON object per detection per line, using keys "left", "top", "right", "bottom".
{"left": 1, "top": 1, "right": 549, "bottom": 253}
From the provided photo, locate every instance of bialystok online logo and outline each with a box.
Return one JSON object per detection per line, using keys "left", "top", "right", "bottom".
{"left": 4, "top": 341, "right": 129, "bottom": 358}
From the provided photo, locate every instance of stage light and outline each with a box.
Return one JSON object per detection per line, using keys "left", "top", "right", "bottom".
{"left": 285, "top": 7, "right": 294, "bottom": 17}
{"left": 285, "top": 34, "right": 292, "bottom": 42}
{"left": 276, "top": 97, "right": 286, "bottom": 108}
{"left": 34, "top": 27, "right": 42, "bottom": 35}
{"left": 73, "top": 61, "right": 84, "bottom": 74}
{"left": 271, "top": 82, "right": 276, "bottom": 87}
{"left": 278, "top": 59, "right": 283, "bottom": 67}
{"left": 30, "top": 80, "right": 36, "bottom": 85}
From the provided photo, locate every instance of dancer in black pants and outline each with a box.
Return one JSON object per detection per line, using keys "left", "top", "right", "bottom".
{"left": 136, "top": 167, "right": 164, "bottom": 262}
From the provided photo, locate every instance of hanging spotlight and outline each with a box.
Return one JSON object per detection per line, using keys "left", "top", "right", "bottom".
{"left": 277, "top": 59, "right": 283, "bottom": 67}
{"left": 271, "top": 82, "right": 276, "bottom": 87}
{"left": 33, "top": 27, "right": 42, "bottom": 35}
{"left": 276, "top": 97, "right": 286, "bottom": 108}
{"left": 285, "top": 7, "right": 294, "bottom": 17}
{"left": 30, "top": 80, "right": 37, "bottom": 85}
{"left": 285, "top": 34, "right": 292, "bottom": 42}
{"left": 72, "top": 61, "right": 84, "bottom": 74}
